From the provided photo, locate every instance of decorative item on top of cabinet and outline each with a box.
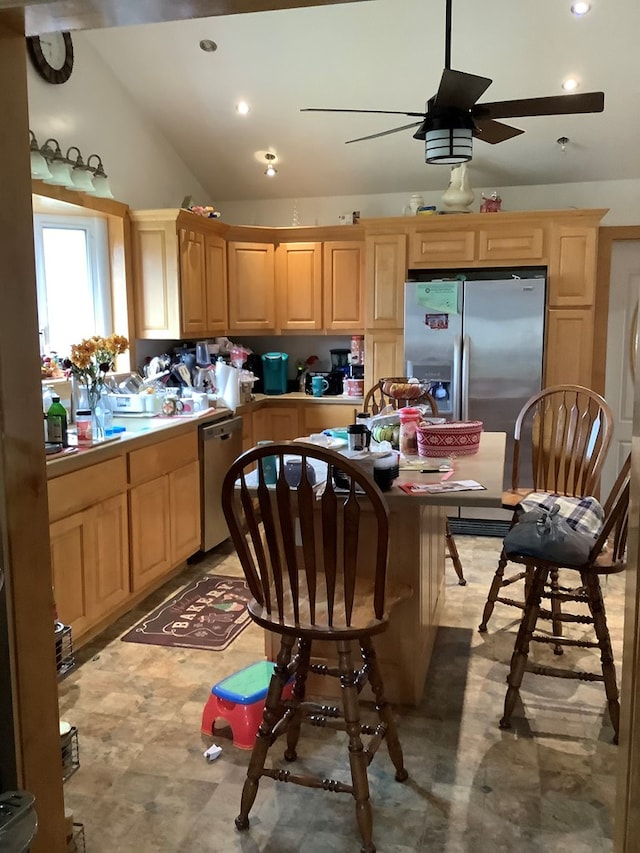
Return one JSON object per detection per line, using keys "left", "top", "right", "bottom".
{"left": 227, "top": 241, "right": 276, "bottom": 331}
{"left": 276, "top": 242, "right": 322, "bottom": 330}
{"left": 323, "top": 241, "right": 364, "bottom": 330}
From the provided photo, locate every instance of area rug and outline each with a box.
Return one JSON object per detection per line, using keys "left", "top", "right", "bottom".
{"left": 121, "top": 575, "right": 252, "bottom": 651}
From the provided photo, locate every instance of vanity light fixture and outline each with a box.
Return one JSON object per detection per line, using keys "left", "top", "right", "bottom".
{"left": 29, "top": 131, "right": 53, "bottom": 180}
{"left": 562, "top": 77, "right": 579, "bottom": 92}
{"left": 236, "top": 101, "right": 250, "bottom": 115}
{"left": 264, "top": 153, "right": 277, "bottom": 177}
{"left": 571, "top": 2, "right": 591, "bottom": 16}
{"left": 30, "top": 131, "right": 114, "bottom": 197}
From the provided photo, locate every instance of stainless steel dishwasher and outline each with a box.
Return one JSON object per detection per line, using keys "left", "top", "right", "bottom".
{"left": 199, "top": 415, "right": 243, "bottom": 551}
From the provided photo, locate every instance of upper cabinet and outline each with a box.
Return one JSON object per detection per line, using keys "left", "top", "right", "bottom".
{"left": 276, "top": 241, "right": 323, "bottom": 331}
{"left": 323, "top": 240, "right": 365, "bottom": 331}
{"left": 227, "top": 240, "right": 276, "bottom": 332}
{"left": 130, "top": 209, "right": 228, "bottom": 339}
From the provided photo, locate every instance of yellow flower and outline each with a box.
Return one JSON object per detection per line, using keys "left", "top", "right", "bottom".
{"left": 67, "top": 335, "right": 129, "bottom": 389}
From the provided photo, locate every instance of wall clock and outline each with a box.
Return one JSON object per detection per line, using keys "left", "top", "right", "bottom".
{"left": 26, "top": 32, "right": 74, "bottom": 84}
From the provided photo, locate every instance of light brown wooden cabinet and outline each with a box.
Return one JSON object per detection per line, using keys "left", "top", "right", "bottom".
{"left": 361, "top": 209, "right": 606, "bottom": 391}
{"left": 48, "top": 458, "right": 129, "bottom": 641}
{"left": 130, "top": 209, "right": 228, "bottom": 339}
{"left": 323, "top": 241, "right": 365, "bottom": 331}
{"left": 252, "top": 406, "right": 300, "bottom": 442}
{"left": 227, "top": 240, "right": 276, "bottom": 331}
{"left": 276, "top": 241, "right": 322, "bottom": 330}
{"left": 300, "top": 403, "right": 357, "bottom": 435}
{"left": 128, "top": 432, "right": 201, "bottom": 593}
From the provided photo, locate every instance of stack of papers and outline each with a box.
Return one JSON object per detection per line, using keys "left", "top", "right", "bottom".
{"left": 399, "top": 479, "right": 485, "bottom": 495}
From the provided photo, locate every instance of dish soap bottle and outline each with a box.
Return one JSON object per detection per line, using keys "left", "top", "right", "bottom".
{"left": 47, "top": 395, "right": 68, "bottom": 446}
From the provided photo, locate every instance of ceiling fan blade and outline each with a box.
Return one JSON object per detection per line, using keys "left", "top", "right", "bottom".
{"left": 301, "top": 108, "right": 426, "bottom": 117}
{"left": 434, "top": 68, "right": 492, "bottom": 111}
{"left": 473, "top": 91, "right": 605, "bottom": 120}
{"left": 473, "top": 119, "right": 524, "bottom": 144}
{"left": 345, "top": 121, "right": 424, "bottom": 144}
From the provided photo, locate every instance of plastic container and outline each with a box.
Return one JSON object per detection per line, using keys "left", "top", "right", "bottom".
{"left": 75, "top": 409, "right": 92, "bottom": 443}
{"left": 47, "top": 396, "right": 68, "bottom": 446}
{"left": 398, "top": 407, "right": 421, "bottom": 456}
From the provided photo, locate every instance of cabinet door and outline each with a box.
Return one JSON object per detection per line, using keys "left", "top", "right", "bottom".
{"left": 205, "top": 233, "right": 228, "bottom": 332}
{"left": 255, "top": 407, "right": 300, "bottom": 442}
{"left": 276, "top": 242, "right": 322, "bottom": 330}
{"left": 409, "top": 226, "right": 475, "bottom": 266}
{"left": 365, "top": 233, "right": 407, "bottom": 329}
{"left": 129, "top": 476, "right": 172, "bottom": 592}
{"left": 50, "top": 510, "right": 95, "bottom": 636}
{"left": 131, "top": 215, "right": 181, "bottom": 339}
{"left": 545, "top": 308, "right": 594, "bottom": 387}
{"left": 301, "top": 403, "right": 356, "bottom": 435}
{"left": 323, "top": 241, "right": 364, "bottom": 330}
{"left": 169, "top": 460, "right": 201, "bottom": 563}
{"left": 91, "top": 493, "right": 129, "bottom": 620}
{"left": 227, "top": 241, "right": 276, "bottom": 331}
{"left": 179, "top": 227, "right": 207, "bottom": 336}
{"left": 364, "top": 331, "right": 404, "bottom": 390}
{"left": 548, "top": 224, "right": 598, "bottom": 307}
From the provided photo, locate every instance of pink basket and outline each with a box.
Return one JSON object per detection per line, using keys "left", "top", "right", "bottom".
{"left": 416, "top": 420, "right": 483, "bottom": 458}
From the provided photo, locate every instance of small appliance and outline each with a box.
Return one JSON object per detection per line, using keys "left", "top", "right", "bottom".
{"left": 330, "top": 348, "right": 350, "bottom": 374}
{"left": 261, "top": 352, "right": 289, "bottom": 395}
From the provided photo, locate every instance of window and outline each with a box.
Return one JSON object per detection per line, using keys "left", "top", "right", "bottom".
{"left": 33, "top": 213, "right": 112, "bottom": 358}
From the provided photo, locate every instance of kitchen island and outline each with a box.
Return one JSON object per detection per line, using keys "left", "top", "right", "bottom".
{"left": 264, "top": 431, "right": 507, "bottom": 706}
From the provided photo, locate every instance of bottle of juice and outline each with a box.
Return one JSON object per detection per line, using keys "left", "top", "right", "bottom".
{"left": 47, "top": 395, "right": 68, "bottom": 446}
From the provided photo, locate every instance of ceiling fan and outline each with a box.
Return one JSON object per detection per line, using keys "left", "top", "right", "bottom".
{"left": 301, "top": 0, "right": 604, "bottom": 164}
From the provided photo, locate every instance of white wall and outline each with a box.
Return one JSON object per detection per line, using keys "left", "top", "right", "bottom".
{"left": 27, "top": 33, "right": 209, "bottom": 210}
{"left": 219, "top": 178, "right": 640, "bottom": 228}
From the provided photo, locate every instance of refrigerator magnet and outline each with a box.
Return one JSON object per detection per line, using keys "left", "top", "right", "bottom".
{"left": 425, "top": 313, "right": 449, "bottom": 330}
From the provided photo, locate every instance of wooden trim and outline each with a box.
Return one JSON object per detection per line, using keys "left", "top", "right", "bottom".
{"left": 31, "top": 178, "right": 129, "bottom": 218}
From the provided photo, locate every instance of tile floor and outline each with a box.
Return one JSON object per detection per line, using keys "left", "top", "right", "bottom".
{"left": 59, "top": 536, "right": 624, "bottom": 852}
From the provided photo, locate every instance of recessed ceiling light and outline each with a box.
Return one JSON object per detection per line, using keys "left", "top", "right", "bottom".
{"left": 199, "top": 39, "right": 217, "bottom": 52}
{"left": 562, "top": 77, "right": 579, "bottom": 92}
{"left": 236, "top": 101, "right": 250, "bottom": 115}
{"left": 571, "top": 2, "right": 591, "bottom": 16}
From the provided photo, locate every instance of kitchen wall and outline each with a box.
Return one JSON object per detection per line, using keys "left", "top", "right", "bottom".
{"left": 27, "top": 35, "right": 208, "bottom": 210}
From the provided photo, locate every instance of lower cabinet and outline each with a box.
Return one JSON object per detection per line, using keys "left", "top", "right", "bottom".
{"left": 129, "top": 435, "right": 201, "bottom": 593}
{"left": 300, "top": 403, "right": 357, "bottom": 435}
{"left": 50, "top": 493, "right": 129, "bottom": 638}
{"left": 252, "top": 406, "right": 300, "bottom": 442}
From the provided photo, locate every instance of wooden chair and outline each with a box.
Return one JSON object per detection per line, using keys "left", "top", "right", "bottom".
{"left": 498, "top": 454, "right": 630, "bottom": 743}
{"left": 363, "top": 379, "right": 466, "bottom": 585}
{"left": 478, "top": 385, "right": 614, "bottom": 640}
{"left": 221, "top": 442, "right": 409, "bottom": 853}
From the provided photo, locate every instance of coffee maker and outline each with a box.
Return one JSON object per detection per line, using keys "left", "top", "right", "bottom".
{"left": 328, "top": 348, "right": 350, "bottom": 395}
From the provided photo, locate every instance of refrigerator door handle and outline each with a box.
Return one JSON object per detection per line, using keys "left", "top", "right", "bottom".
{"left": 461, "top": 335, "right": 470, "bottom": 421}
{"left": 452, "top": 335, "right": 462, "bottom": 420}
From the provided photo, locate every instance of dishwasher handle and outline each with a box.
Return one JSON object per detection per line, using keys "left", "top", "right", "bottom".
{"left": 200, "top": 416, "right": 243, "bottom": 442}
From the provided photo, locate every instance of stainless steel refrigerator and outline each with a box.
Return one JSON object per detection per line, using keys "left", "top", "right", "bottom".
{"left": 404, "top": 271, "right": 546, "bottom": 527}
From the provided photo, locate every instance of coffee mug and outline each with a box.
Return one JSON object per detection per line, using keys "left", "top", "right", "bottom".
{"left": 311, "top": 376, "right": 329, "bottom": 397}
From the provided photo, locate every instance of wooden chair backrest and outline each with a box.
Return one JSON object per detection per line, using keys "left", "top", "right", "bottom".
{"left": 512, "top": 385, "right": 613, "bottom": 497}
{"left": 363, "top": 377, "right": 439, "bottom": 416}
{"left": 590, "top": 453, "right": 631, "bottom": 570}
{"left": 221, "top": 442, "right": 390, "bottom": 636}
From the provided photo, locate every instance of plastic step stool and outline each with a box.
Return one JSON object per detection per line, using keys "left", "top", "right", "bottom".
{"left": 201, "top": 660, "right": 294, "bottom": 750}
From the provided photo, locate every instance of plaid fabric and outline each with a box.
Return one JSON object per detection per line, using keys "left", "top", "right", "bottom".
{"left": 518, "top": 492, "right": 605, "bottom": 539}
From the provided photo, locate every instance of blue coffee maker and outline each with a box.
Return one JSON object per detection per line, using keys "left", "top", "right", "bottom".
{"left": 261, "top": 352, "right": 289, "bottom": 395}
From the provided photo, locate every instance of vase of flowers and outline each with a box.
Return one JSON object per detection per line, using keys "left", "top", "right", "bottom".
{"left": 64, "top": 334, "right": 129, "bottom": 441}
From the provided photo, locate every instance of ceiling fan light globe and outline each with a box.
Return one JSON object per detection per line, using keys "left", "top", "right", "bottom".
{"left": 425, "top": 127, "right": 473, "bottom": 164}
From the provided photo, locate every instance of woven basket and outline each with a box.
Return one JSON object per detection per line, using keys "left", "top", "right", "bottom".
{"left": 416, "top": 420, "right": 483, "bottom": 458}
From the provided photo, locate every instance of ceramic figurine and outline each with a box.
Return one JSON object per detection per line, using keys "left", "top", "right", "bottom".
{"left": 441, "top": 163, "right": 474, "bottom": 212}
{"left": 480, "top": 191, "right": 502, "bottom": 213}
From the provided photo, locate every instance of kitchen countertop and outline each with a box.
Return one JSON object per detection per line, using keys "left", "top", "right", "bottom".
{"left": 45, "top": 392, "right": 364, "bottom": 478}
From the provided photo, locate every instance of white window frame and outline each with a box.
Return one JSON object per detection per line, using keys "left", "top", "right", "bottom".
{"left": 33, "top": 212, "right": 112, "bottom": 356}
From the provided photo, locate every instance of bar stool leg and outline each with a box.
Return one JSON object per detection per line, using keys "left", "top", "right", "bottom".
{"left": 549, "top": 567, "right": 565, "bottom": 656}
{"left": 338, "top": 640, "right": 375, "bottom": 853}
{"left": 500, "top": 565, "right": 549, "bottom": 730}
{"left": 236, "top": 635, "right": 295, "bottom": 832}
{"left": 583, "top": 572, "right": 621, "bottom": 744}
{"left": 285, "top": 638, "right": 311, "bottom": 762}
{"left": 479, "top": 546, "right": 510, "bottom": 632}
{"left": 445, "top": 521, "right": 466, "bottom": 585}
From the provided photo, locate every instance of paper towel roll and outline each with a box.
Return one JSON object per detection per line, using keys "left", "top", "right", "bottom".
{"left": 224, "top": 366, "right": 241, "bottom": 411}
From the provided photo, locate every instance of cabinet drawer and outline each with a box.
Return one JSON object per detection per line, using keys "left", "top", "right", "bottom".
{"left": 48, "top": 456, "right": 127, "bottom": 522}
{"left": 409, "top": 228, "right": 475, "bottom": 265}
{"left": 128, "top": 431, "right": 198, "bottom": 485}
{"left": 478, "top": 226, "right": 544, "bottom": 261}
